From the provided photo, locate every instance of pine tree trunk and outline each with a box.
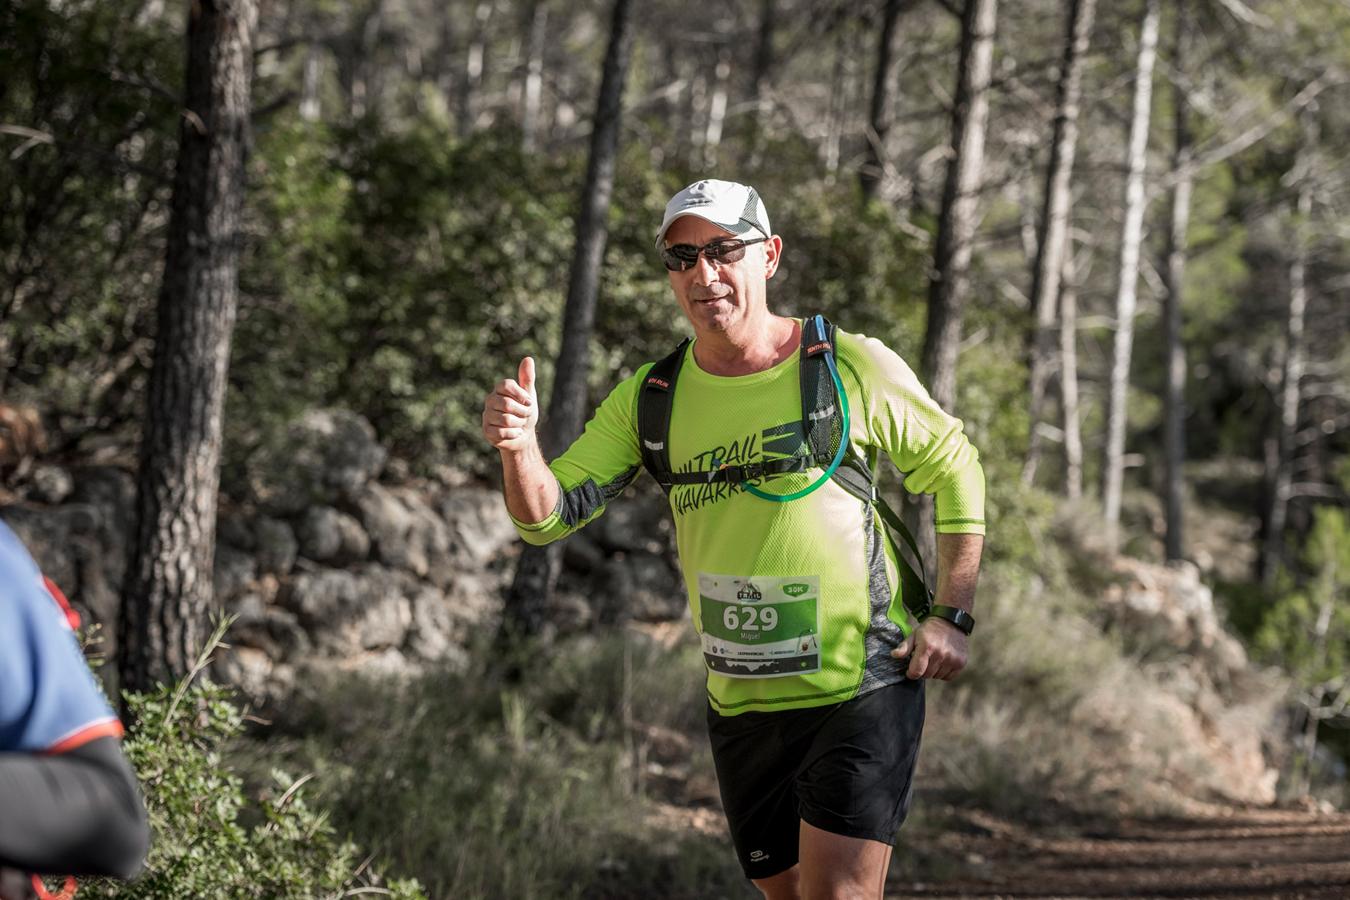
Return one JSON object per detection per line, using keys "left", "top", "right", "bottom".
{"left": 505, "top": 0, "right": 635, "bottom": 639}
{"left": 119, "top": 0, "right": 257, "bottom": 694}
{"left": 521, "top": 1, "right": 547, "bottom": 153}
{"left": 1022, "top": 0, "right": 1096, "bottom": 486}
{"left": 1101, "top": 0, "right": 1160, "bottom": 551}
{"left": 703, "top": 44, "right": 731, "bottom": 169}
{"left": 920, "top": 0, "right": 998, "bottom": 411}
{"left": 1262, "top": 117, "right": 1314, "bottom": 584}
{"left": 458, "top": 0, "right": 494, "bottom": 138}
{"left": 859, "top": 0, "right": 906, "bottom": 203}
{"left": 1060, "top": 245, "right": 1084, "bottom": 499}
{"left": 1161, "top": 2, "right": 1193, "bottom": 562}
{"left": 748, "top": 0, "right": 775, "bottom": 164}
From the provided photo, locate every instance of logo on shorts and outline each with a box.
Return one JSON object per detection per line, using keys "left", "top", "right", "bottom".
{"left": 750, "top": 849, "right": 769, "bottom": 861}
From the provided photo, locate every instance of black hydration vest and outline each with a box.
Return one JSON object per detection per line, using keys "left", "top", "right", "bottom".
{"left": 635, "top": 315, "right": 934, "bottom": 619}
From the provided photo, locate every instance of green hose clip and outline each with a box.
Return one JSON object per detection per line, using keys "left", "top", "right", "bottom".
{"left": 742, "top": 335, "right": 850, "bottom": 503}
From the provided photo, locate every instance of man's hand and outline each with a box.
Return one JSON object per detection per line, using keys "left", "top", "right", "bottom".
{"left": 891, "top": 617, "right": 969, "bottom": 681}
{"left": 483, "top": 357, "right": 540, "bottom": 452}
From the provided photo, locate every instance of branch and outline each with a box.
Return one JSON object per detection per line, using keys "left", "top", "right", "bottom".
{"left": 0, "top": 125, "right": 54, "bottom": 159}
{"left": 1212, "top": 0, "right": 1274, "bottom": 29}
{"left": 1150, "top": 76, "right": 1342, "bottom": 197}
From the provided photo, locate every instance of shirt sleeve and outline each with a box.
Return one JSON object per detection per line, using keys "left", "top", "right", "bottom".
{"left": 837, "top": 332, "right": 986, "bottom": 535}
{"left": 0, "top": 523, "right": 123, "bottom": 753}
{"left": 510, "top": 367, "right": 648, "bottom": 546}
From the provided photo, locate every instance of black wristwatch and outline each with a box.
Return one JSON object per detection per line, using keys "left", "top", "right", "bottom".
{"left": 922, "top": 604, "right": 975, "bottom": 635}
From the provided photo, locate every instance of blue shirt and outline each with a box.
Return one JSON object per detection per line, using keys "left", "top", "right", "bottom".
{"left": 0, "top": 521, "right": 122, "bottom": 753}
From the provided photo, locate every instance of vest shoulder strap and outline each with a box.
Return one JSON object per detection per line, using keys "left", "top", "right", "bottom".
{"left": 637, "top": 337, "right": 690, "bottom": 493}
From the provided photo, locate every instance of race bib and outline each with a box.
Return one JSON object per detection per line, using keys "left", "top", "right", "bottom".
{"left": 698, "top": 573, "right": 821, "bottom": 678}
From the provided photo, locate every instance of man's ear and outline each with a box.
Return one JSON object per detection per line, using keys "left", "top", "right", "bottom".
{"left": 764, "top": 235, "right": 783, "bottom": 279}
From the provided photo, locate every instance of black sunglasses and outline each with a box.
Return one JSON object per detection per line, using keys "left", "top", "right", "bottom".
{"left": 661, "top": 237, "right": 767, "bottom": 272}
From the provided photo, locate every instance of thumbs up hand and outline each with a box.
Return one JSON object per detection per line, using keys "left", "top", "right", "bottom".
{"left": 483, "top": 357, "right": 540, "bottom": 452}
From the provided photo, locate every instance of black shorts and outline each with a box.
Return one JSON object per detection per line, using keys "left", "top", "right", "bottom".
{"left": 705, "top": 677, "right": 925, "bottom": 881}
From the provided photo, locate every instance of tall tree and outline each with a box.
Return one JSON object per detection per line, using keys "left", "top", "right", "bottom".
{"left": 747, "top": 0, "right": 776, "bottom": 164}
{"left": 504, "top": 0, "right": 636, "bottom": 638}
{"left": 920, "top": 0, "right": 998, "bottom": 411}
{"left": 1021, "top": 0, "right": 1096, "bottom": 486}
{"left": 859, "top": 0, "right": 906, "bottom": 203}
{"left": 1059, "top": 241, "right": 1085, "bottom": 499}
{"left": 119, "top": 0, "right": 258, "bottom": 693}
{"left": 1262, "top": 111, "right": 1316, "bottom": 585}
{"left": 1101, "top": 0, "right": 1160, "bottom": 551}
{"left": 1160, "top": 0, "right": 1194, "bottom": 562}
{"left": 520, "top": 0, "right": 548, "bottom": 153}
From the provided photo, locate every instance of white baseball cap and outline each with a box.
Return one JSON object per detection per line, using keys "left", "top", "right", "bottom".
{"left": 654, "top": 179, "right": 772, "bottom": 248}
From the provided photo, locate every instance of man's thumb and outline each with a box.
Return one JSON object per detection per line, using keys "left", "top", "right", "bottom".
{"left": 519, "top": 356, "right": 536, "bottom": 396}
{"left": 891, "top": 634, "right": 913, "bottom": 659}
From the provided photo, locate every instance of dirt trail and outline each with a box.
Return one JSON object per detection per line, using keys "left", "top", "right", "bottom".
{"left": 888, "top": 804, "right": 1350, "bottom": 899}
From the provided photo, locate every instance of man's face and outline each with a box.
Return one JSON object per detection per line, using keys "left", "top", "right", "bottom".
{"left": 663, "top": 216, "right": 781, "bottom": 337}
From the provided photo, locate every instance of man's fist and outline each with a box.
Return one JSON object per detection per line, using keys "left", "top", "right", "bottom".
{"left": 482, "top": 357, "right": 540, "bottom": 451}
{"left": 891, "top": 617, "right": 968, "bottom": 681}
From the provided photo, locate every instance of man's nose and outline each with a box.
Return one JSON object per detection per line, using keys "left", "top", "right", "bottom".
{"left": 691, "top": 251, "right": 719, "bottom": 284}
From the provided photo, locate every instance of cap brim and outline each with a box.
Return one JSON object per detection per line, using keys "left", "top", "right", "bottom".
{"left": 653, "top": 211, "right": 763, "bottom": 249}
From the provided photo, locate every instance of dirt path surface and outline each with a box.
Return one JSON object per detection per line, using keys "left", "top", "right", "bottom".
{"left": 888, "top": 804, "right": 1350, "bottom": 899}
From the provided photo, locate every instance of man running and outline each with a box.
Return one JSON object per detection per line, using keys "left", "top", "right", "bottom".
{"left": 482, "top": 179, "right": 984, "bottom": 899}
{"left": 0, "top": 516, "right": 149, "bottom": 898}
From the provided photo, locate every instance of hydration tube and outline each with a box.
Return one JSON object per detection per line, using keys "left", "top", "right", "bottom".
{"left": 742, "top": 337, "right": 850, "bottom": 503}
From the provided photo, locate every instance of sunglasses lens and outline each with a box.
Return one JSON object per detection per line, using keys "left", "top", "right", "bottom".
{"left": 705, "top": 241, "right": 746, "bottom": 264}
{"left": 661, "top": 245, "right": 698, "bottom": 272}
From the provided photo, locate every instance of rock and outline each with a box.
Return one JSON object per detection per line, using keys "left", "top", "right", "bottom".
{"left": 281, "top": 564, "right": 414, "bottom": 654}
{"left": 217, "top": 510, "right": 255, "bottom": 551}
{"left": 356, "top": 484, "right": 452, "bottom": 581}
{"left": 440, "top": 485, "right": 517, "bottom": 568}
{"left": 593, "top": 492, "right": 671, "bottom": 554}
{"left": 598, "top": 551, "right": 684, "bottom": 624}
{"left": 29, "top": 464, "right": 74, "bottom": 504}
{"left": 246, "top": 410, "right": 386, "bottom": 514}
{"left": 254, "top": 517, "right": 298, "bottom": 576}
{"left": 298, "top": 506, "right": 369, "bottom": 564}
{"left": 406, "top": 584, "right": 453, "bottom": 659}
{"left": 214, "top": 544, "right": 258, "bottom": 603}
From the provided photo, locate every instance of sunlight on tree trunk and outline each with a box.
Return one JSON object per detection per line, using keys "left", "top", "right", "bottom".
{"left": 1023, "top": 0, "right": 1096, "bottom": 488}
{"left": 1101, "top": 0, "right": 1160, "bottom": 552}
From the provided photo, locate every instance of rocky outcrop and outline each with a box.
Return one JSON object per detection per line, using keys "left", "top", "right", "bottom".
{"left": 1096, "top": 557, "right": 1285, "bottom": 805}
{"left": 1, "top": 410, "right": 683, "bottom": 708}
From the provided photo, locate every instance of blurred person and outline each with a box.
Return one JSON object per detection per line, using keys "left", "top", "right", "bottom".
{"left": 0, "top": 405, "right": 148, "bottom": 900}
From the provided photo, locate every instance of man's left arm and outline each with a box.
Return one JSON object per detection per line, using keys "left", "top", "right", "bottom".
{"left": 892, "top": 533, "right": 983, "bottom": 680}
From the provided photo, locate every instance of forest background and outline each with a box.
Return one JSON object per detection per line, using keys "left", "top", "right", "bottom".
{"left": 1, "top": 0, "right": 1347, "bottom": 897}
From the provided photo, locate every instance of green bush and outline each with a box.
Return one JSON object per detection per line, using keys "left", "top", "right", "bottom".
{"left": 75, "top": 637, "right": 425, "bottom": 899}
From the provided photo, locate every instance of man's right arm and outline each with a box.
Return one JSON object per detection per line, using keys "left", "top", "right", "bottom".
{"left": 482, "top": 357, "right": 645, "bottom": 544}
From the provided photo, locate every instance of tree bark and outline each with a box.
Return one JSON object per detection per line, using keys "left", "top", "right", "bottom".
{"left": 119, "top": 0, "right": 257, "bottom": 694}
{"left": 703, "top": 43, "right": 731, "bottom": 169}
{"left": 457, "top": 0, "right": 494, "bottom": 138}
{"left": 505, "top": 0, "right": 636, "bottom": 639}
{"left": 1262, "top": 114, "right": 1314, "bottom": 585}
{"left": 1101, "top": 0, "right": 1160, "bottom": 552}
{"left": 1060, "top": 244, "right": 1084, "bottom": 499}
{"left": 748, "top": 0, "right": 775, "bottom": 163}
{"left": 520, "top": 0, "right": 547, "bottom": 153}
{"left": 1022, "top": 0, "right": 1096, "bottom": 486}
{"left": 1161, "top": 1, "right": 1193, "bottom": 562}
{"left": 859, "top": 0, "right": 906, "bottom": 203}
{"left": 920, "top": 0, "right": 998, "bottom": 411}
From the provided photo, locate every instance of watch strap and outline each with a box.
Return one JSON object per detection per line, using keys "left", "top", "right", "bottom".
{"left": 923, "top": 604, "right": 975, "bottom": 635}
